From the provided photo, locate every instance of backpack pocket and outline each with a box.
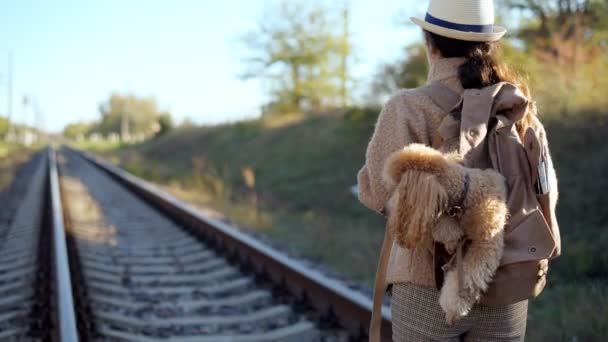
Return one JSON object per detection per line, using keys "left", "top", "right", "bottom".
{"left": 500, "top": 208, "right": 557, "bottom": 265}
{"left": 536, "top": 192, "right": 561, "bottom": 259}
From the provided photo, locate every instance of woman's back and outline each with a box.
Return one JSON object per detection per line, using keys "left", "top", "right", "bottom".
{"left": 360, "top": 1, "right": 560, "bottom": 341}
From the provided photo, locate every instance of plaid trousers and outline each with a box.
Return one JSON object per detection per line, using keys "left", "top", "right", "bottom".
{"left": 390, "top": 283, "right": 528, "bottom": 342}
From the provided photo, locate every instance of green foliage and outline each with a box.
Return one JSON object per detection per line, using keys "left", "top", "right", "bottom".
{"left": 495, "top": 1, "right": 608, "bottom": 115}
{"left": 241, "top": 1, "right": 354, "bottom": 114}
{"left": 70, "top": 139, "right": 124, "bottom": 153}
{"left": 503, "top": 0, "right": 608, "bottom": 65}
{"left": 371, "top": 43, "right": 429, "bottom": 99}
{"left": 0, "top": 117, "right": 9, "bottom": 138}
{"left": 155, "top": 112, "right": 173, "bottom": 137}
{"left": 63, "top": 121, "right": 94, "bottom": 140}
{"left": 541, "top": 111, "right": 608, "bottom": 284}
{"left": 63, "top": 94, "right": 174, "bottom": 142}
{"left": 340, "top": 106, "right": 381, "bottom": 137}
{"left": 525, "top": 56, "right": 608, "bottom": 115}
{"left": 527, "top": 281, "right": 608, "bottom": 341}
{"left": 370, "top": 0, "right": 608, "bottom": 112}
{"left": 94, "top": 93, "right": 168, "bottom": 140}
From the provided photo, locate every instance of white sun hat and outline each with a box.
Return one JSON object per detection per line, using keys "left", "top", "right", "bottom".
{"left": 411, "top": 0, "right": 506, "bottom": 42}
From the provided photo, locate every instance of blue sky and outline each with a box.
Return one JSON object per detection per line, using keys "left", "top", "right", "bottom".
{"left": 0, "top": 0, "right": 424, "bottom": 132}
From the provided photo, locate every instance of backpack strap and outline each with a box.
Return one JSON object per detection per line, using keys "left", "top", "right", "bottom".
{"left": 368, "top": 226, "right": 393, "bottom": 342}
{"left": 368, "top": 83, "right": 461, "bottom": 342}
{"left": 421, "top": 82, "right": 461, "bottom": 114}
{"left": 420, "top": 83, "right": 462, "bottom": 149}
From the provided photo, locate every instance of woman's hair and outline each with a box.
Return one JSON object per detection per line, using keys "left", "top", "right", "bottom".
{"left": 424, "top": 30, "right": 535, "bottom": 136}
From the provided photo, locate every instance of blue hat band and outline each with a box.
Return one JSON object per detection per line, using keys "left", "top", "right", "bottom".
{"left": 425, "top": 13, "right": 493, "bottom": 33}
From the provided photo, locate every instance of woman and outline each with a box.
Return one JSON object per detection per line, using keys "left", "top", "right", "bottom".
{"left": 358, "top": 0, "right": 560, "bottom": 341}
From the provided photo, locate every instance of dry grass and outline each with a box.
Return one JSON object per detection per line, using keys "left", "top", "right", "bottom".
{"left": 0, "top": 142, "right": 36, "bottom": 192}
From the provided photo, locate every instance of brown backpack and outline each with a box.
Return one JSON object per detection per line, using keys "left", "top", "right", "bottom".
{"left": 368, "top": 82, "right": 561, "bottom": 342}
{"left": 424, "top": 81, "right": 561, "bottom": 305}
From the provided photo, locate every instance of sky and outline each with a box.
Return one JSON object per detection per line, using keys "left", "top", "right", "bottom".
{"left": 0, "top": 0, "right": 424, "bottom": 133}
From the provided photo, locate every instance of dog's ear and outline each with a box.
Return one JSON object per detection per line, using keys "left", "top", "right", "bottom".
{"left": 383, "top": 144, "right": 449, "bottom": 187}
{"left": 389, "top": 170, "right": 448, "bottom": 249}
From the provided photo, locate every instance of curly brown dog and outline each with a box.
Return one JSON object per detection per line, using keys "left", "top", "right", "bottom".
{"left": 383, "top": 143, "right": 508, "bottom": 325}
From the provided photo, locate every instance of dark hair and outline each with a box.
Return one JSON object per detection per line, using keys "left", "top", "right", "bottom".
{"left": 424, "top": 30, "right": 535, "bottom": 134}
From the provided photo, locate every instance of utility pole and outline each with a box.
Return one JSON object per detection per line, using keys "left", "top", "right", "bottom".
{"left": 7, "top": 52, "right": 12, "bottom": 126}
{"left": 340, "top": 2, "right": 350, "bottom": 108}
{"left": 33, "top": 97, "right": 44, "bottom": 135}
{"left": 7, "top": 52, "right": 13, "bottom": 140}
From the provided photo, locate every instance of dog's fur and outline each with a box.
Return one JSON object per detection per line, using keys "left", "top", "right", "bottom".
{"left": 383, "top": 144, "right": 508, "bottom": 325}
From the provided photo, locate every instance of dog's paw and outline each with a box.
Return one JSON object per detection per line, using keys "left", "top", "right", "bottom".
{"left": 440, "top": 289, "right": 472, "bottom": 326}
{"left": 439, "top": 271, "right": 473, "bottom": 326}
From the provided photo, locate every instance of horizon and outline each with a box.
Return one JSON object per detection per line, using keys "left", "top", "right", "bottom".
{"left": 0, "top": 0, "right": 424, "bottom": 133}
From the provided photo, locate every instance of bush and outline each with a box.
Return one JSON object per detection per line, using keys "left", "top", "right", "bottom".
{"left": 527, "top": 282, "right": 608, "bottom": 341}
{"left": 0, "top": 117, "right": 9, "bottom": 138}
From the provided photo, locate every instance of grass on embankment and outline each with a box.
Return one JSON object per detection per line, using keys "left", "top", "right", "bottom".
{"left": 526, "top": 110, "right": 608, "bottom": 340}
{"left": 90, "top": 107, "right": 607, "bottom": 340}
{"left": 0, "top": 142, "right": 38, "bottom": 193}
{"left": 94, "top": 109, "right": 387, "bottom": 284}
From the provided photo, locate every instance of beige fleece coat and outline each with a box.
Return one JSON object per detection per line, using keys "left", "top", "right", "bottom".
{"left": 357, "top": 57, "right": 559, "bottom": 287}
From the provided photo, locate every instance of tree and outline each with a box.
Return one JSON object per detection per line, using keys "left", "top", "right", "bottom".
{"left": 63, "top": 122, "right": 93, "bottom": 140}
{"left": 155, "top": 112, "right": 173, "bottom": 137}
{"left": 241, "top": 1, "right": 354, "bottom": 115}
{"left": 0, "top": 117, "right": 9, "bottom": 139}
{"left": 95, "top": 94, "right": 169, "bottom": 141}
{"left": 367, "top": 1, "right": 608, "bottom": 112}
{"left": 369, "top": 43, "right": 429, "bottom": 102}
{"left": 503, "top": 0, "right": 608, "bottom": 65}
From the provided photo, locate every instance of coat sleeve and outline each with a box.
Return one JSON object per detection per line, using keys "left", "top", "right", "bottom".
{"left": 356, "top": 91, "right": 428, "bottom": 214}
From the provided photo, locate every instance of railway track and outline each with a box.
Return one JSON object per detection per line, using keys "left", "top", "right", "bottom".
{"left": 59, "top": 149, "right": 320, "bottom": 341}
{"left": 0, "top": 151, "right": 48, "bottom": 340}
{"left": 0, "top": 150, "right": 77, "bottom": 341}
{"left": 0, "top": 147, "right": 391, "bottom": 341}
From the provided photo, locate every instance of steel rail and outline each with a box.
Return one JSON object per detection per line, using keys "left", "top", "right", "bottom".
{"left": 48, "top": 148, "right": 80, "bottom": 342}
{"left": 70, "top": 147, "right": 392, "bottom": 341}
